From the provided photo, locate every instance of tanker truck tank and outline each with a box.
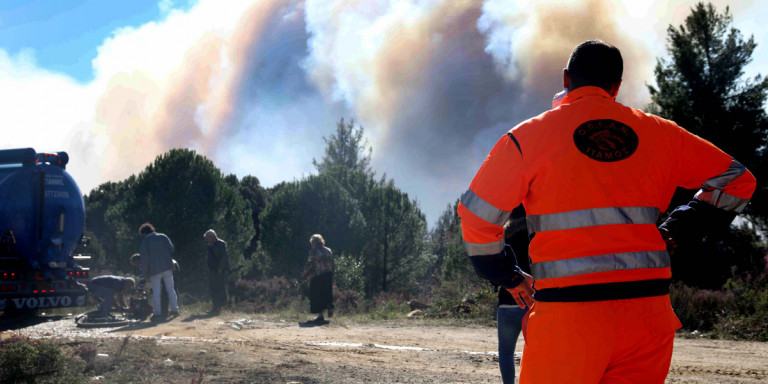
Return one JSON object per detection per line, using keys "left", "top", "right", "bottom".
{"left": 0, "top": 148, "right": 89, "bottom": 314}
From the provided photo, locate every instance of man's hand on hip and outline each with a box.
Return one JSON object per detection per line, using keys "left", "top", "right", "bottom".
{"left": 506, "top": 271, "right": 534, "bottom": 309}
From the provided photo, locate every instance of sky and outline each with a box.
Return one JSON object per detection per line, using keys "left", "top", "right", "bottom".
{"left": 0, "top": 0, "right": 766, "bottom": 225}
{"left": 0, "top": 0, "right": 194, "bottom": 81}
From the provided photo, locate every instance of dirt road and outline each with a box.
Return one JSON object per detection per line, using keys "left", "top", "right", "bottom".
{"left": 7, "top": 313, "right": 768, "bottom": 383}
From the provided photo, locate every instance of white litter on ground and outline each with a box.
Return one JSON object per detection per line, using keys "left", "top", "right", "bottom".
{"left": 305, "top": 341, "right": 363, "bottom": 348}
{"left": 305, "top": 341, "right": 432, "bottom": 351}
{"left": 373, "top": 343, "right": 431, "bottom": 351}
{"left": 225, "top": 318, "right": 255, "bottom": 330}
{"left": 305, "top": 340, "right": 521, "bottom": 359}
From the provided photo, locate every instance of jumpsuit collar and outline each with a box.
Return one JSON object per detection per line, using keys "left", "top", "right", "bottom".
{"left": 559, "top": 86, "right": 615, "bottom": 105}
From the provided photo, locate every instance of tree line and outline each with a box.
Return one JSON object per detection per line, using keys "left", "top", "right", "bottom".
{"left": 84, "top": 119, "right": 430, "bottom": 299}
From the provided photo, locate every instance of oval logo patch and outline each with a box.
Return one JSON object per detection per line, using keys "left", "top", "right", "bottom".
{"left": 573, "top": 119, "right": 638, "bottom": 162}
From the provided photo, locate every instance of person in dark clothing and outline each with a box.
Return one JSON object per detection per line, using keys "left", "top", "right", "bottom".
{"left": 87, "top": 275, "right": 135, "bottom": 317}
{"left": 204, "top": 229, "right": 230, "bottom": 314}
{"left": 497, "top": 205, "right": 533, "bottom": 383}
{"left": 300, "top": 234, "right": 334, "bottom": 327}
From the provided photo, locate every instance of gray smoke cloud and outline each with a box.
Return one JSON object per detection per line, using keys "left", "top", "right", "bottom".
{"left": 2, "top": 0, "right": 764, "bottom": 223}
{"left": 302, "top": 0, "right": 652, "bottom": 219}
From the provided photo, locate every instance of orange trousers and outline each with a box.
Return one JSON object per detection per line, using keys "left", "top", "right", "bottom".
{"left": 519, "top": 295, "right": 682, "bottom": 384}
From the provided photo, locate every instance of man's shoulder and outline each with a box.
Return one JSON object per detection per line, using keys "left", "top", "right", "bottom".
{"left": 153, "top": 233, "right": 173, "bottom": 244}
{"left": 644, "top": 111, "right": 681, "bottom": 129}
{"left": 512, "top": 102, "right": 681, "bottom": 132}
{"left": 606, "top": 100, "right": 680, "bottom": 126}
{"left": 504, "top": 109, "right": 567, "bottom": 150}
{"left": 623, "top": 107, "right": 687, "bottom": 139}
{"left": 508, "top": 106, "right": 571, "bottom": 137}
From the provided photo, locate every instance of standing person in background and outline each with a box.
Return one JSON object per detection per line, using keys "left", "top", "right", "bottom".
{"left": 130, "top": 253, "right": 180, "bottom": 316}
{"left": 204, "top": 229, "right": 230, "bottom": 314}
{"left": 139, "top": 222, "right": 180, "bottom": 322}
{"left": 496, "top": 205, "right": 532, "bottom": 383}
{"left": 129, "top": 252, "right": 180, "bottom": 280}
{"left": 300, "top": 234, "right": 334, "bottom": 327}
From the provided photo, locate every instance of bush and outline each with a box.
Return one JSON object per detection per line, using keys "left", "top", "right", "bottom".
{"left": 0, "top": 336, "right": 86, "bottom": 383}
{"left": 671, "top": 276, "right": 768, "bottom": 341}
{"left": 715, "top": 314, "right": 768, "bottom": 340}
{"left": 361, "top": 292, "right": 411, "bottom": 319}
{"left": 229, "top": 276, "right": 381, "bottom": 316}
{"left": 230, "top": 277, "right": 303, "bottom": 313}
{"left": 334, "top": 288, "right": 363, "bottom": 314}
{"left": 335, "top": 253, "right": 365, "bottom": 295}
{"left": 426, "top": 279, "right": 497, "bottom": 319}
{"left": 715, "top": 276, "right": 768, "bottom": 340}
{"left": 670, "top": 281, "right": 734, "bottom": 332}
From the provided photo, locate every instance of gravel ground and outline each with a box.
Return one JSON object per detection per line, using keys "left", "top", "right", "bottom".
{"left": 3, "top": 313, "right": 767, "bottom": 383}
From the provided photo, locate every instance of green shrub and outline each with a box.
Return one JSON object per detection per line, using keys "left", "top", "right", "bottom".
{"left": 230, "top": 277, "right": 303, "bottom": 313}
{"left": 335, "top": 253, "right": 365, "bottom": 294}
{"left": 362, "top": 292, "right": 411, "bottom": 319}
{"left": 0, "top": 336, "right": 86, "bottom": 383}
{"left": 334, "top": 288, "right": 363, "bottom": 314}
{"left": 715, "top": 276, "right": 768, "bottom": 341}
{"left": 230, "top": 276, "right": 366, "bottom": 315}
{"left": 671, "top": 275, "right": 768, "bottom": 341}
{"left": 715, "top": 314, "right": 768, "bottom": 340}
{"left": 425, "top": 279, "right": 496, "bottom": 319}
{"left": 670, "top": 281, "right": 734, "bottom": 332}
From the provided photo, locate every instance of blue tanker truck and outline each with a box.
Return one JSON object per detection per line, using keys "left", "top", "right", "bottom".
{"left": 0, "top": 148, "right": 90, "bottom": 314}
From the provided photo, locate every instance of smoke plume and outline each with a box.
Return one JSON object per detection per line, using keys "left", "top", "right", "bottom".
{"left": 0, "top": 0, "right": 764, "bottom": 222}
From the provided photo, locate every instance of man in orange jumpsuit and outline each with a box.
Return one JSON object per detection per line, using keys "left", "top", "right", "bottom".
{"left": 458, "top": 40, "right": 756, "bottom": 383}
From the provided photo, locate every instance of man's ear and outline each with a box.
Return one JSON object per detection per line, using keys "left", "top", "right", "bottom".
{"left": 563, "top": 69, "right": 571, "bottom": 90}
{"left": 608, "top": 80, "right": 622, "bottom": 97}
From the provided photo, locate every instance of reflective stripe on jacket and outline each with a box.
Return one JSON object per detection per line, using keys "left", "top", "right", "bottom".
{"left": 458, "top": 86, "right": 756, "bottom": 290}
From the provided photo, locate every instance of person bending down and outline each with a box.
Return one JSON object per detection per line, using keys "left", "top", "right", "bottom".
{"left": 87, "top": 275, "right": 135, "bottom": 317}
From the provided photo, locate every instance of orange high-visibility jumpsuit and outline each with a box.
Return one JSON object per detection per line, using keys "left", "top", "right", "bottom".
{"left": 458, "top": 86, "right": 756, "bottom": 383}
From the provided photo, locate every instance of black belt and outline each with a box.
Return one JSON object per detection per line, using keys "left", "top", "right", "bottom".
{"left": 534, "top": 279, "right": 671, "bottom": 302}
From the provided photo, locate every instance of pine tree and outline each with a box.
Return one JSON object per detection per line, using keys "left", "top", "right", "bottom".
{"left": 648, "top": 2, "right": 768, "bottom": 225}
{"left": 313, "top": 118, "right": 372, "bottom": 193}
{"left": 648, "top": 2, "right": 768, "bottom": 287}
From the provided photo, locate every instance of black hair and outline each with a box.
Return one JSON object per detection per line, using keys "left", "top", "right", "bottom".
{"left": 566, "top": 40, "right": 623, "bottom": 92}
{"left": 138, "top": 222, "right": 156, "bottom": 235}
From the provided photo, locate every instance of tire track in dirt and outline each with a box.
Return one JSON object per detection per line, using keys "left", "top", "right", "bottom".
{"left": 670, "top": 366, "right": 767, "bottom": 380}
